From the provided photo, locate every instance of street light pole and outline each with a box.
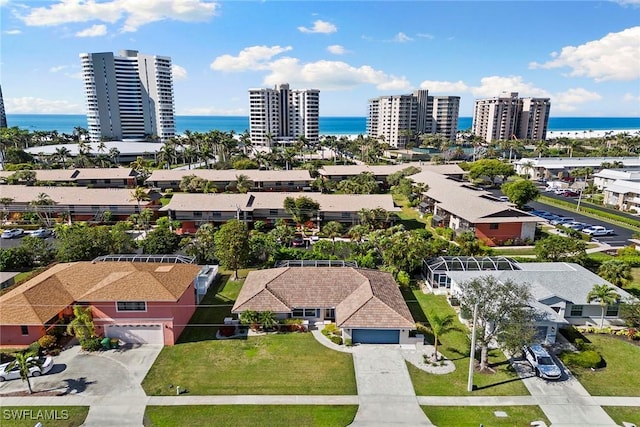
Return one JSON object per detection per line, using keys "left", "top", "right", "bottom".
{"left": 467, "top": 302, "right": 479, "bottom": 392}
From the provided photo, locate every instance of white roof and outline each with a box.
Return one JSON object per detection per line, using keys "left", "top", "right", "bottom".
{"left": 604, "top": 180, "right": 640, "bottom": 195}
{"left": 25, "top": 141, "right": 167, "bottom": 156}
{"left": 593, "top": 169, "right": 640, "bottom": 182}
{"left": 318, "top": 163, "right": 464, "bottom": 177}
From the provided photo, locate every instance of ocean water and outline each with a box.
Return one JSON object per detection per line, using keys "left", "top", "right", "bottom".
{"left": 5, "top": 114, "right": 640, "bottom": 136}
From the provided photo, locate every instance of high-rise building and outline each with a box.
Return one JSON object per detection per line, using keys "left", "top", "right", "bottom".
{"left": 0, "top": 85, "right": 7, "bottom": 129}
{"left": 248, "top": 83, "right": 319, "bottom": 146}
{"left": 80, "top": 50, "right": 175, "bottom": 143}
{"left": 367, "top": 90, "right": 460, "bottom": 148}
{"left": 472, "top": 92, "right": 550, "bottom": 143}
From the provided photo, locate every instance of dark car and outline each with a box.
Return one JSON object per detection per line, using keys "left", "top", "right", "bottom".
{"left": 292, "top": 234, "right": 305, "bottom": 247}
{"left": 561, "top": 190, "right": 579, "bottom": 197}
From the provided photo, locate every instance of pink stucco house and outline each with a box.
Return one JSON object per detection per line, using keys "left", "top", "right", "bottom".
{"left": 0, "top": 262, "right": 202, "bottom": 346}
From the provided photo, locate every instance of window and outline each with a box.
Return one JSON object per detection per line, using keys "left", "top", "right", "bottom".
{"left": 193, "top": 211, "right": 202, "bottom": 218}
{"left": 489, "top": 223, "right": 499, "bottom": 230}
{"left": 570, "top": 305, "right": 583, "bottom": 317}
{"left": 116, "top": 301, "right": 146, "bottom": 312}
{"left": 269, "top": 209, "right": 278, "bottom": 216}
{"left": 21, "top": 325, "right": 29, "bottom": 335}
{"left": 291, "top": 308, "right": 317, "bottom": 318}
{"left": 606, "top": 305, "right": 619, "bottom": 317}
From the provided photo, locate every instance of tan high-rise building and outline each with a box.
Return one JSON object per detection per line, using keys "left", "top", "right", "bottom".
{"left": 249, "top": 84, "right": 319, "bottom": 146}
{"left": 367, "top": 90, "right": 459, "bottom": 148}
{"left": 472, "top": 92, "right": 550, "bottom": 143}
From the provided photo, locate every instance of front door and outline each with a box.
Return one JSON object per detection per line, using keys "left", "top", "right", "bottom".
{"left": 324, "top": 308, "right": 335, "bottom": 321}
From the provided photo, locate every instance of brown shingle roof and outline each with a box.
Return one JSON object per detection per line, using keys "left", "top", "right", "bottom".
{"left": 232, "top": 267, "right": 414, "bottom": 329}
{"left": 0, "top": 262, "right": 201, "bottom": 325}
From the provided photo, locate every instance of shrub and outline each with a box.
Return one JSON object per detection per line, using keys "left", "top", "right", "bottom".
{"left": 80, "top": 337, "right": 102, "bottom": 352}
{"left": 560, "top": 349, "right": 605, "bottom": 369}
{"left": 27, "top": 341, "right": 42, "bottom": 356}
{"left": 559, "top": 326, "right": 586, "bottom": 343}
{"left": 344, "top": 338, "right": 353, "bottom": 347}
{"left": 324, "top": 323, "right": 339, "bottom": 335}
{"left": 329, "top": 335, "right": 343, "bottom": 345}
{"left": 38, "top": 334, "right": 57, "bottom": 349}
{"left": 281, "top": 318, "right": 303, "bottom": 332}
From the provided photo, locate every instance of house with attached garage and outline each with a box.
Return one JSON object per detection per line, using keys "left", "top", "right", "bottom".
{"left": 231, "top": 265, "right": 418, "bottom": 344}
{"left": 422, "top": 256, "right": 633, "bottom": 344}
{"left": 0, "top": 258, "right": 215, "bottom": 346}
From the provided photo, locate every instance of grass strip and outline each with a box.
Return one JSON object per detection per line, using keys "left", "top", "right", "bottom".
{"left": 422, "top": 405, "right": 549, "bottom": 427}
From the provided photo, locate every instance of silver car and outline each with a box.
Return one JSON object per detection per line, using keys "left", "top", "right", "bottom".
{"left": 523, "top": 344, "right": 562, "bottom": 380}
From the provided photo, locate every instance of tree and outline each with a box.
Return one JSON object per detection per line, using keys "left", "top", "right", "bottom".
{"left": 29, "top": 192, "right": 56, "bottom": 227}
{"left": 66, "top": 305, "right": 96, "bottom": 343}
{"left": 214, "top": 219, "right": 250, "bottom": 280}
{"left": 55, "top": 223, "right": 128, "bottom": 262}
{"left": 235, "top": 174, "right": 253, "bottom": 193}
{"left": 468, "top": 159, "right": 515, "bottom": 186}
{"left": 455, "top": 231, "right": 486, "bottom": 256}
{"left": 183, "top": 223, "right": 217, "bottom": 264}
{"left": 458, "top": 276, "right": 535, "bottom": 371}
{"left": 21, "top": 236, "right": 55, "bottom": 266}
{"left": 597, "top": 260, "right": 633, "bottom": 288}
{"left": 283, "top": 196, "right": 320, "bottom": 226}
{"left": 587, "top": 284, "right": 620, "bottom": 329}
{"left": 259, "top": 311, "right": 277, "bottom": 330}
{"left": 0, "top": 246, "right": 33, "bottom": 271}
{"left": 323, "top": 221, "right": 344, "bottom": 254}
{"left": 534, "top": 235, "right": 586, "bottom": 263}
{"left": 620, "top": 299, "right": 640, "bottom": 328}
{"left": 130, "top": 187, "right": 151, "bottom": 230}
{"left": 139, "top": 226, "right": 181, "bottom": 254}
{"left": 425, "top": 313, "right": 456, "bottom": 361}
{"left": 5, "top": 350, "right": 42, "bottom": 394}
{"left": 501, "top": 179, "right": 540, "bottom": 209}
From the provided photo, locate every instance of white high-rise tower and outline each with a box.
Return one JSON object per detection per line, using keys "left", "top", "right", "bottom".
{"left": 80, "top": 50, "right": 175, "bottom": 143}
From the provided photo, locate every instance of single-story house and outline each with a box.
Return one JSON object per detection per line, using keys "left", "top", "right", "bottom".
{"left": 410, "top": 171, "right": 540, "bottom": 246}
{"left": 422, "top": 256, "right": 633, "bottom": 343}
{"left": 0, "top": 261, "right": 206, "bottom": 346}
{"left": 146, "top": 169, "right": 313, "bottom": 192}
{"left": 231, "top": 266, "right": 417, "bottom": 344}
{"left": 0, "top": 185, "right": 158, "bottom": 222}
{"left": 160, "top": 192, "right": 400, "bottom": 227}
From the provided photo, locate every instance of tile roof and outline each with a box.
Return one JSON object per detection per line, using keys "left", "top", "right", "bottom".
{"left": 232, "top": 267, "right": 414, "bottom": 329}
{"left": 0, "top": 262, "right": 201, "bottom": 325}
{"left": 0, "top": 185, "right": 152, "bottom": 206}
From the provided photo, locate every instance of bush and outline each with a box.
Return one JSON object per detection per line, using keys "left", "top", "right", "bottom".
{"left": 323, "top": 323, "right": 339, "bottom": 335}
{"left": 37, "top": 334, "right": 57, "bottom": 349}
{"left": 344, "top": 338, "right": 353, "bottom": 347}
{"left": 559, "top": 326, "right": 586, "bottom": 343}
{"left": 329, "top": 335, "right": 343, "bottom": 345}
{"left": 560, "top": 349, "right": 605, "bottom": 369}
{"left": 27, "top": 341, "right": 42, "bottom": 356}
{"left": 80, "top": 337, "right": 102, "bottom": 352}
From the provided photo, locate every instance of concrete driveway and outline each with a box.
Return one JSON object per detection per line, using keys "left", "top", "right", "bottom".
{"left": 0, "top": 344, "right": 162, "bottom": 397}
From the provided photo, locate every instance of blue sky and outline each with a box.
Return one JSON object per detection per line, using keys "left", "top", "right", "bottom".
{"left": 1, "top": 0, "right": 639, "bottom": 117}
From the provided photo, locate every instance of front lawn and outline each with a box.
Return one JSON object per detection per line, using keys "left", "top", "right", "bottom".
{"left": 0, "top": 406, "right": 89, "bottom": 427}
{"left": 144, "top": 405, "right": 358, "bottom": 427}
{"left": 566, "top": 334, "right": 640, "bottom": 396}
{"left": 142, "top": 333, "right": 356, "bottom": 395}
{"left": 403, "top": 289, "right": 529, "bottom": 396}
{"left": 603, "top": 407, "right": 640, "bottom": 426}
{"left": 422, "top": 406, "right": 549, "bottom": 427}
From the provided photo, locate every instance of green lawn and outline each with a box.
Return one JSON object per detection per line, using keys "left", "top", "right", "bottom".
{"left": 393, "top": 195, "right": 429, "bottom": 230}
{"left": 602, "top": 407, "right": 640, "bottom": 426}
{"left": 142, "top": 333, "right": 356, "bottom": 395}
{"left": 403, "top": 289, "right": 529, "bottom": 396}
{"left": 491, "top": 247, "right": 537, "bottom": 256}
{"left": 422, "top": 406, "right": 549, "bottom": 427}
{"left": 566, "top": 334, "right": 640, "bottom": 396}
{"left": 0, "top": 406, "right": 89, "bottom": 427}
{"left": 143, "top": 405, "right": 358, "bottom": 427}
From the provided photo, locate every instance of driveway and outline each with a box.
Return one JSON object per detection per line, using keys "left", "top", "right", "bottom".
{"left": 349, "top": 346, "right": 433, "bottom": 426}
{"left": 512, "top": 354, "right": 617, "bottom": 426}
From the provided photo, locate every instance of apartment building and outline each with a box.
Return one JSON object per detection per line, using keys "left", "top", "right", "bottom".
{"left": 472, "top": 92, "right": 550, "bottom": 143}
{"left": 80, "top": 50, "right": 175, "bottom": 143}
{"left": 367, "top": 89, "right": 460, "bottom": 148}
{"left": 248, "top": 83, "right": 319, "bottom": 146}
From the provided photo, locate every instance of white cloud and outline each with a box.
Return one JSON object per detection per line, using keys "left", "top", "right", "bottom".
{"left": 210, "top": 45, "right": 293, "bottom": 71}
{"left": 327, "top": 44, "right": 347, "bottom": 55}
{"left": 297, "top": 19, "right": 337, "bottom": 34}
{"left": 49, "top": 65, "right": 68, "bottom": 73}
{"left": 529, "top": 26, "right": 640, "bottom": 81}
{"left": 392, "top": 32, "right": 413, "bottom": 43}
{"left": 3, "top": 29, "right": 21, "bottom": 35}
{"left": 419, "top": 80, "right": 469, "bottom": 93}
{"left": 75, "top": 24, "right": 107, "bottom": 37}
{"left": 17, "top": 0, "right": 219, "bottom": 33}
{"left": 6, "top": 97, "right": 83, "bottom": 114}
{"left": 417, "top": 33, "right": 434, "bottom": 40}
{"left": 553, "top": 88, "right": 602, "bottom": 112}
{"left": 172, "top": 64, "right": 187, "bottom": 80}
{"left": 178, "top": 106, "right": 246, "bottom": 115}
{"left": 623, "top": 92, "right": 640, "bottom": 102}
{"left": 614, "top": 0, "right": 640, "bottom": 6}
{"left": 470, "top": 75, "right": 551, "bottom": 98}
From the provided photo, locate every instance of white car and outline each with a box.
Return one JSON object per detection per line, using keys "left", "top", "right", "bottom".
{"left": 0, "top": 356, "right": 54, "bottom": 381}
{"left": 523, "top": 344, "right": 562, "bottom": 380}
{"left": 582, "top": 226, "right": 615, "bottom": 236}
{"left": 0, "top": 228, "right": 24, "bottom": 239}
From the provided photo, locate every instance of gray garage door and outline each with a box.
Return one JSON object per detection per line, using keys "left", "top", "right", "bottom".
{"left": 352, "top": 329, "right": 400, "bottom": 344}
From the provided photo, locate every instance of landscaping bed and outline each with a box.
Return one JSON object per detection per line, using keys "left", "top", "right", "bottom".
{"left": 143, "top": 405, "right": 358, "bottom": 427}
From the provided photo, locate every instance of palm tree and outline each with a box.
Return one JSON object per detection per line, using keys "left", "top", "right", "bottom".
{"left": 259, "top": 311, "right": 277, "bottom": 331}
{"left": 66, "top": 305, "right": 96, "bottom": 343}
{"left": 587, "top": 284, "right": 620, "bottom": 329}
{"left": 54, "top": 146, "right": 71, "bottom": 169}
{"left": 235, "top": 174, "right": 253, "bottom": 193}
{"left": 597, "top": 260, "right": 633, "bottom": 288}
{"left": 109, "top": 147, "right": 121, "bottom": 165}
{"left": 426, "top": 313, "right": 456, "bottom": 361}
{"left": 0, "top": 197, "right": 14, "bottom": 225}
{"left": 6, "top": 350, "right": 42, "bottom": 394}
{"left": 322, "top": 221, "right": 344, "bottom": 254}
{"left": 130, "top": 187, "right": 151, "bottom": 231}
{"left": 29, "top": 193, "right": 56, "bottom": 227}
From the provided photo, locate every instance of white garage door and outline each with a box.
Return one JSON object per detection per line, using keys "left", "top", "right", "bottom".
{"left": 105, "top": 324, "right": 164, "bottom": 344}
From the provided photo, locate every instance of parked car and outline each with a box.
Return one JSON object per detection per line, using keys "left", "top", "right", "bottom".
{"left": 582, "top": 226, "right": 615, "bottom": 236}
{"left": 564, "top": 222, "right": 589, "bottom": 231}
{"left": 291, "top": 234, "right": 306, "bottom": 247}
{"left": 531, "top": 210, "right": 550, "bottom": 217}
{"left": 523, "top": 344, "right": 562, "bottom": 380}
{"left": 550, "top": 217, "right": 575, "bottom": 226}
{"left": 561, "top": 190, "right": 580, "bottom": 197}
{"left": 31, "top": 228, "right": 53, "bottom": 239}
{"left": 0, "top": 356, "right": 54, "bottom": 382}
{"left": 498, "top": 196, "right": 510, "bottom": 202}
{"left": 0, "top": 228, "right": 24, "bottom": 239}
{"left": 309, "top": 235, "right": 320, "bottom": 244}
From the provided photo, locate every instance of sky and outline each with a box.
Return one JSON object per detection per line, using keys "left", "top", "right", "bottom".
{"left": 1, "top": 0, "right": 639, "bottom": 118}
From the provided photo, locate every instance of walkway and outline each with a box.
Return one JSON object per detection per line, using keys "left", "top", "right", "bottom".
{"left": 349, "top": 346, "right": 433, "bottom": 426}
